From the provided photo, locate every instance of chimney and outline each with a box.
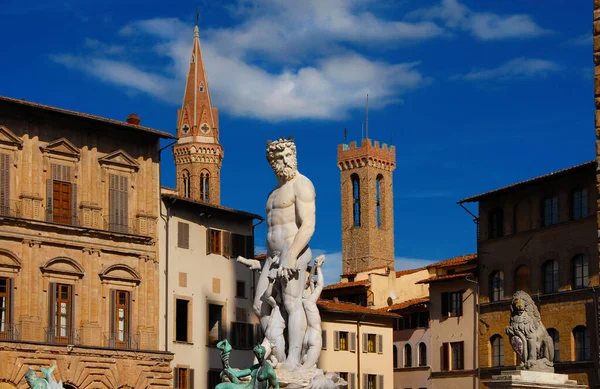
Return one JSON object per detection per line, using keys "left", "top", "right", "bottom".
{"left": 126, "top": 113, "right": 140, "bottom": 126}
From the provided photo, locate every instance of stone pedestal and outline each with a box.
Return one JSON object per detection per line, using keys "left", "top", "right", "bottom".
{"left": 484, "top": 370, "right": 587, "bottom": 389}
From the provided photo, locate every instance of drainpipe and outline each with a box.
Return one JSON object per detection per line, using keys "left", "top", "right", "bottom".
{"left": 357, "top": 315, "right": 364, "bottom": 389}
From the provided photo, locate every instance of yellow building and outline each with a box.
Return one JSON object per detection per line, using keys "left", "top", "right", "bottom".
{"left": 0, "top": 96, "right": 173, "bottom": 388}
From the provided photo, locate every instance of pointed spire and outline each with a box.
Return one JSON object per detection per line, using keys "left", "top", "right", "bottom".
{"left": 177, "top": 21, "right": 218, "bottom": 142}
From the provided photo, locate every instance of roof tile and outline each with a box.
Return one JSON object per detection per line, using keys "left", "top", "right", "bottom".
{"left": 416, "top": 272, "right": 475, "bottom": 284}
{"left": 317, "top": 299, "right": 399, "bottom": 318}
{"left": 323, "top": 279, "right": 370, "bottom": 291}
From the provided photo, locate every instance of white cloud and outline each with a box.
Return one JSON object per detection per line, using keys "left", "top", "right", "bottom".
{"left": 454, "top": 57, "right": 561, "bottom": 81}
{"left": 569, "top": 33, "right": 592, "bottom": 46}
{"left": 408, "top": 0, "right": 551, "bottom": 41}
{"left": 394, "top": 256, "right": 435, "bottom": 270}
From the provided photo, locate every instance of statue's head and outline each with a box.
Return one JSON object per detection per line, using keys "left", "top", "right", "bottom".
{"left": 266, "top": 137, "right": 297, "bottom": 181}
{"left": 253, "top": 344, "right": 266, "bottom": 361}
{"left": 25, "top": 369, "right": 37, "bottom": 383}
{"left": 510, "top": 291, "right": 531, "bottom": 316}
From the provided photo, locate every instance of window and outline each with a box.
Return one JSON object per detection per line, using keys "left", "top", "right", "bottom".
{"left": 322, "top": 330, "right": 327, "bottom": 350}
{"left": 491, "top": 335, "right": 504, "bottom": 367}
{"left": 182, "top": 170, "right": 191, "bottom": 198}
{"left": 451, "top": 342, "right": 464, "bottom": 370}
{"left": 0, "top": 277, "right": 11, "bottom": 339}
{"left": 543, "top": 260, "right": 559, "bottom": 293}
{"left": 514, "top": 265, "right": 531, "bottom": 293}
{"left": 48, "top": 283, "right": 74, "bottom": 344}
{"left": 572, "top": 255, "right": 589, "bottom": 289}
{"left": 231, "top": 322, "right": 254, "bottom": 349}
{"left": 512, "top": 202, "right": 521, "bottom": 233}
{"left": 418, "top": 342, "right": 427, "bottom": 366}
{"left": 110, "top": 290, "right": 131, "bottom": 348}
{"left": 489, "top": 271, "right": 504, "bottom": 302}
{"left": 404, "top": 344, "right": 412, "bottom": 367}
{"left": 0, "top": 153, "right": 9, "bottom": 216}
{"left": 207, "top": 370, "right": 220, "bottom": 389}
{"left": 393, "top": 345, "right": 398, "bottom": 368}
{"left": 174, "top": 367, "right": 194, "bottom": 389}
{"left": 572, "top": 188, "right": 588, "bottom": 220}
{"left": 200, "top": 172, "right": 210, "bottom": 202}
{"left": 542, "top": 195, "right": 559, "bottom": 226}
{"left": 441, "top": 291, "right": 463, "bottom": 317}
{"left": 178, "top": 222, "right": 190, "bottom": 249}
{"left": 351, "top": 174, "right": 361, "bottom": 227}
{"left": 365, "top": 374, "right": 378, "bottom": 389}
{"left": 334, "top": 331, "right": 355, "bottom": 351}
{"left": 340, "top": 331, "right": 348, "bottom": 350}
{"left": 208, "top": 229, "right": 222, "bottom": 255}
{"left": 109, "top": 174, "right": 128, "bottom": 233}
{"left": 231, "top": 233, "right": 254, "bottom": 258}
{"left": 175, "top": 298, "right": 191, "bottom": 342}
{"left": 236, "top": 281, "right": 246, "bottom": 298}
{"left": 376, "top": 175, "right": 382, "bottom": 227}
{"left": 208, "top": 304, "right": 223, "bottom": 345}
{"left": 574, "top": 326, "right": 590, "bottom": 361}
{"left": 368, "top": 334, "right": 376, "bottom": 353}
{"left": 488, "top": 208, "right": 504, "bottom": 238}
{"left": 547, "top": 328, "right": 559, "bottom": 362}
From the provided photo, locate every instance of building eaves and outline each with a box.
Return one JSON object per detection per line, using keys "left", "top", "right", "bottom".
{"left": 161, "top": 193, "right": 263, "bottom": 220}
{"left": 317, "top": 299, "right": 399, "bottom": 318}
{"left": 416, "top": 272, "right": 475, "bottom": 284}
{"left": 458, "top": 160, "right": 595, "bottom": 203}
{"left": 0, "top": 95, "right": 175, "bottom": 139}
{"left": 323, "top": 279, "right": 370, "bottom": 291}
{"left": 426, "top": 254, "right": 477, "bottom": 269}
{"left": 381, "top": 297, "right": 429, "bottom": 312}
{"left": 395, "top": 267, "right": 425, "bottom": 278}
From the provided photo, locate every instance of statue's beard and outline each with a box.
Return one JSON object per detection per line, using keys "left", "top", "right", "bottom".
{"left": 272, "top": 160, "right": 297, "bottom": 180}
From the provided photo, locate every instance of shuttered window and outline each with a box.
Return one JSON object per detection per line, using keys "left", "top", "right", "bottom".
{"left": 0, "top": 153, "right": 9, "bottom": 216}
{"left": 0, "top": 277, "right": 12, "bottom": 339}
{"left": 178, "top": 222, "right": 190, "bottom": 249}
{"left": 109, "top": 174, "right": 128, "bottom": 233}
{"left": 110, "top": 290, "right": 131, "bottom": 348}
{"left": 48, "top": 283, "right": 74, "bottom": 344}
{"left": 174, "top": 367, "right": 194, "bottom": 389}
{"left": 47, "top": 164, "right": 76, "bottom": 225}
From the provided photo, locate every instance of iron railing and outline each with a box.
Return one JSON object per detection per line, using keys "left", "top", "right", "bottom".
{"left": 103, "top": 332, "right": 139, "bottom": 349}
{"left": 0, "top": 200, "right": 21, "bottom": 218}
{"left": 45, "top": 326, "right": 82, "bottom": 345}
{"left": 0, "top": 323, "right": 21, "bottom": 341}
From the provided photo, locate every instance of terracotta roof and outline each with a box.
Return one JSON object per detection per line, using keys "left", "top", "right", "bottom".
{"left": 323, "top": 279, "right": 370, "bottom": 291}
{"left": 416, "top": 272, "right": 475, "bottom": 284}
{"left": 317, "top": 299, "right": 399, "bottom": 318}
{"left": 0, "top": 95, "right": 175, "bottom": 139}
{"left": 395, "top": 267, "right": 425, "bottom": 277}
{"left": 382, "top": 297, "right": 429, "bottom": 312}
{"left": 254, "top": 253, "right": 267, "bottom": 261}
{"left": 427, "top": 254, "right": 477, "bottom": 269}
{"left": 162, "top": 193, "right": 263, "bottom": 220}
{"left": 458, "top": 160, "right": 595, "bottom": 203}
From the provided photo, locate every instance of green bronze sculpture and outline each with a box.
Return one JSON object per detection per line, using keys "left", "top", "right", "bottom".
{"left": 216, "top": 342, "right": 279, "bottom": 389}
{"left": 25, "top": 365, "right": 63, "bottom": 389}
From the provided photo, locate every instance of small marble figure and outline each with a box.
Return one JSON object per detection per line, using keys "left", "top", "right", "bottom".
{"left": 301, "top": 255, "right": 325, "bottom": 369}
{"left": 505, "top": 291, "right": 554, "bottom": 372}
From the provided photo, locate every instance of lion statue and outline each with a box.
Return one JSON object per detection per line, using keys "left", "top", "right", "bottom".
{"left": 505, "top": 291, "right": 554, "bottom": 372}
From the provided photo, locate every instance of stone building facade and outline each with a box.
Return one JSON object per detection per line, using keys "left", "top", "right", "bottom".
{"left": 459, "top": 161, "right": 598, "bottom": 388}
{"left": 0, "top": 96, "right": 173, "bottom": 388}
{"left": 338, "top": 139, "right": 396, "bottom": 275}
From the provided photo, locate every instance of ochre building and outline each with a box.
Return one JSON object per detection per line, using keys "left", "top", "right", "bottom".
{"left": 0, "top": 96, "right": 174, "bottom": 389}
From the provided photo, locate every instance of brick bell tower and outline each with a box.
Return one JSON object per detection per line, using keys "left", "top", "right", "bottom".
{"left": 338, "top": 138, "right": 396, "bottom": 275}
{"left": 173, "top": 24, "right": 223, "bottom": 205}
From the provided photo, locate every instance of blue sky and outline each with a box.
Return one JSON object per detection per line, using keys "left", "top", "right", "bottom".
{"left": 0, "top": 0, "right": 593, "bottom": 284}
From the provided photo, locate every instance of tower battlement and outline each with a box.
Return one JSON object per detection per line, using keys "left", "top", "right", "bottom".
{"left": 337, "top": 138, "right": 396, "bottom": 172}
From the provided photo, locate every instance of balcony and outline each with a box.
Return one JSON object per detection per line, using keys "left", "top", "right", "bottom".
{"left": 103, "top": 332, "right": 139, "bottom": 350}
{"left": 45, "top": 326, "right": 82, "bottom": 345}
{"left": 0, "top": 324, "right": 21, "bottom": 341}
{"left": 0, "top": 200, "right": 22, "bottom": 218}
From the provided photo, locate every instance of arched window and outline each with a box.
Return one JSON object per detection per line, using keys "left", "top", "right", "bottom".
{"left": 542, "top": 260, "right": 559, "bottom": 294}
{"left": 491, "top": 335, "right": 504, "bottom": 367}
{"left": 200, "top": 171, "right": 210, "bottom": 202}
{"left": 488, "top": 208, "right": 504, "bottom": 239}
{"left": 404, "top": 344, "right": 412, "bottom": 367}
{"left": 351, "top": 174, "right": 361, "bottom": 227}
{"left": 418, "top": 342, "right": 427, "bottom": 366}
{"left": 514, "top": 265, "right": 531, "bottom": 294}
{"left": 572, "top": 255, "right": 589, "bottom": 289}
{"left": 542, "top": 195, "right": 559, "bottom": 226}
{"left": 393, "top": 345, "right": 398, "bottom": 368}
{"left": 573, "top": 326, "right": 590, "bottom": 361}
{"left": 376, "top": 175, "right": 383, "bottom": 227}
{"left": 489, "top": 270, "right": 504, "bottom": 302}
{"left": 182, "top": 170, "right": 191, "bottom": 198}
{"left": 571, "top": 187, "right": 588, "bottom": 220}
{"left": 547, "top": 328, "right": 559, "bottom": 362}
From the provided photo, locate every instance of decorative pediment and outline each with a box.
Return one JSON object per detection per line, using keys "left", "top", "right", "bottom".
{"left": 40, "top": 257, "right": 84, "bottom": 278}
{"left": 99, "top": 264, "right": 141, "bottom": 285}
{"left": 41, "top": 138, "right": 80, "bottom": 160}
{"left": 0, "top": 249, "right": 21, "bottom": 269}
{"left": 98, "top": 150, "right": 140, "bottom": 171}
{"left": 0, "top": 125, "right": 23, "bottom": 148}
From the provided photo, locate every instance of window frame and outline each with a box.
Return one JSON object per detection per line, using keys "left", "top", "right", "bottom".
{"left": 0, "top": 277, "right": 11, "bottom": 338}
{"left": 547, "top": 328, "right": 560, "bottom": 362}
{"left": 488, "top": 208, "right": 504, "bottom": 239}
{"left": 542, "top": 260, "right": 559, "bottom": 294}
{"left": 175, "top": 297, "right": 192, "bottom": 343}
{"left": 542, "top": 195, "right": 559, "bottom": 227}
{"left": 489, "top": 270, "right": 504, "bottom": 302}
{"left": 418, "top": 342, "right": 427, "bottom": 367}
{"left": 574, "top": 326, "right": 590, "bottom": 361}
{"left": 572, "top": 255, "right": 589, "bottom": 289}
{"left": 491, "top": 335, "right": 504, "bottom": 367}
{"left": 404, "top": 344, "right": 412, "bottom": 367}
{"left": 571, "top": 187, "right": 588, "bottom": 220}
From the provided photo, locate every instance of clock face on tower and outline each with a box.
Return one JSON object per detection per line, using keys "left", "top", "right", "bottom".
{"left": 181, "top": 125, "right": 190, "bottom": 135}
{"left": 200, "top": 123, "right": 210, "bottom": 134}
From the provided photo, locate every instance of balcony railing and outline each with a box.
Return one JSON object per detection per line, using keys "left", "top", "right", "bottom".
{"left": 0, "top": 324, "right": 21, "bottom": 341}
{"left": 102, "top": 217, "right": 140, "bottom": 235}
{"left": 45, "top": 326, "right": 82, "bottom": 345}
{"left": 103, "top": 332, "right": 139, "bottom": 350}
{"left": 0, "top": 200, "right": 21, "bottom": 218}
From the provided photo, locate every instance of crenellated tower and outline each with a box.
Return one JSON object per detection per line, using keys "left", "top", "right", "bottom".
{"left": 173, "top": 24, "right": 223, "bottom": 204}
{"left": 338, "top": 139, "right": 396, "bottom": 275}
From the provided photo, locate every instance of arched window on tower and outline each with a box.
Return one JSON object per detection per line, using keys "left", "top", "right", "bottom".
{"left": 182, "top": 170, "right": 191, "bottom": 198}
{"left": 200, "top": 171, "right": 210, "bottom": 202}
{"left": 351, "top": 174, "right": 361, "bottom": 227}
{"left": 376, "top": 175, "right": 383, "bottom": 227}
{"left": 491, "top": 334, "right": 504, "bottom": 367}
